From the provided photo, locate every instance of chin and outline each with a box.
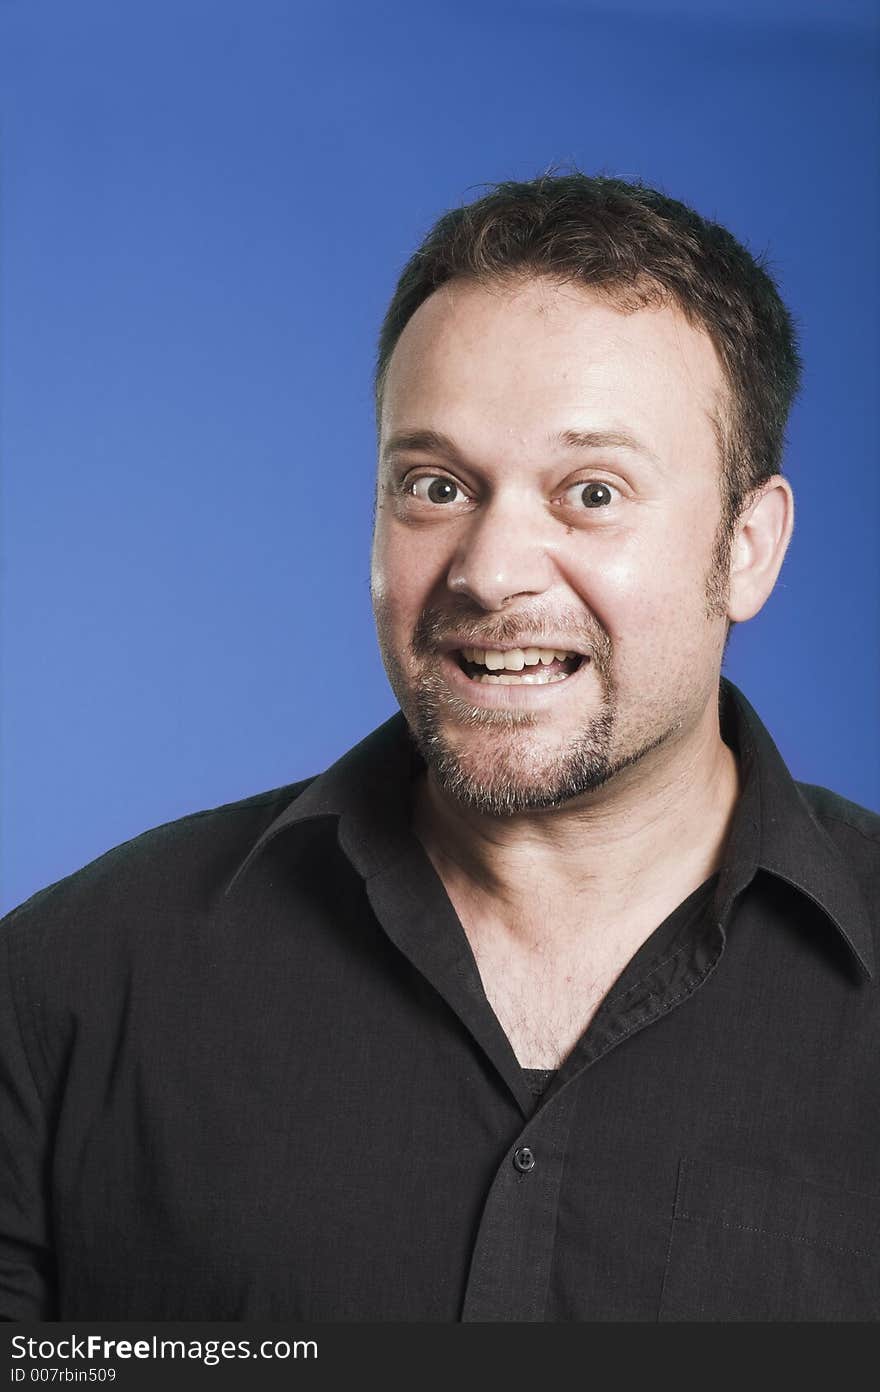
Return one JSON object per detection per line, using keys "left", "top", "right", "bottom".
{"left": 415, "top": 709, "right": 618, "bottom": 817}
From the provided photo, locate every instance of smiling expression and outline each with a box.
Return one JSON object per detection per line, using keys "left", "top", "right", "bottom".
{"left": 370, "top": 276, "right": 735, "bottom": 815}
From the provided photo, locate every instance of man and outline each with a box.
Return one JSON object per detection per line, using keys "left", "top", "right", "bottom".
{"left": 2, "top": 173, "right": 878, "bottom": 1322}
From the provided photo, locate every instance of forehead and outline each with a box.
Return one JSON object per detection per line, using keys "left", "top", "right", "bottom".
{"left": 380, "top": 277, "right": 726, "bottom": 470}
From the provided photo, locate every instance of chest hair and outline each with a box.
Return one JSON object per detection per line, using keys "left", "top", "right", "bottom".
{"left": 468, "top": 934, "right": 631, "bottom": 1070}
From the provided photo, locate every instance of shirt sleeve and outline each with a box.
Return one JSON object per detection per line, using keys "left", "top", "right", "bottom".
{"left": 0, "top": 922, "right": 56, "bottom": 1318}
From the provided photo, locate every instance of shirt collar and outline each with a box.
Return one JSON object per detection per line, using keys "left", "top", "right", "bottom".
{"left": 714, "top": 680, "right": 874, "bottom": 978}
{"left": 224, "top": 713, "right": 417, "bottom": 896}
{"left": 225, "top": 678, "right": 874, "bottom": 979}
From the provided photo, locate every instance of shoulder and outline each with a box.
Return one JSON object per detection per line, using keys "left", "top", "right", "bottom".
{"left": 795, "top": 782, "right": 880, "bottom": 909}
{"left": 0, "top": 778, "right": 326, "bottom": 1100}
{"left": 795, "top": 781, "right": 880, "bottom": 848}
{"left": 0, "top": 776, "right": 318, "bottom": 954}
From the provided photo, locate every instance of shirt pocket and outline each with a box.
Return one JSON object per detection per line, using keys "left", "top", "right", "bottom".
{"left": 658, "top": 1157, "right": 880, "bottom": 1321}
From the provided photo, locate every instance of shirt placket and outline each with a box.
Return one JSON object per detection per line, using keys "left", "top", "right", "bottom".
{"left": 459, "top": 913, "right": 728, "bottom": 1321}
{"left": 460, "top": 1085, "right": 578, "bottom": 1320}
{"left": 360, "top": 827, "right": 729, "bottom": 1323}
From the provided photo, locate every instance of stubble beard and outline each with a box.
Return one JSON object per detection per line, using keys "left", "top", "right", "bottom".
{"left": 376, "top": 602, "right": 632, "bottom": 817}
{"left": 374, "top": 522, "right": 732, "bottom": 818}
{"left": 411, "top": 675, "right": 618, "bottom": 816}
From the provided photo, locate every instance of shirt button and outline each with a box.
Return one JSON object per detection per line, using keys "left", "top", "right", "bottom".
{"left": 513, "top": 1146, "right": 536, "bottom": 1173}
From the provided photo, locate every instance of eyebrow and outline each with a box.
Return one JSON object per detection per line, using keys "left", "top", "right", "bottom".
{"left": 381, "top": 427, "right": 661, "bottom": 468}
{"left": 381, "top": 429, "right": 464, "bottom": 464}
{"left": 552, "top": 428, "right": 660, "bottom": 466}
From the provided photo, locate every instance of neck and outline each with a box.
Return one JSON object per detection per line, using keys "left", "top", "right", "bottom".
{"left": 412, "top": 694, "right": 740, "bottom": 955}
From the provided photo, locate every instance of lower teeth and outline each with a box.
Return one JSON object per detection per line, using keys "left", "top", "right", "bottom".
{"left": 472, "top": 671, "right": 569, "bottom": 685}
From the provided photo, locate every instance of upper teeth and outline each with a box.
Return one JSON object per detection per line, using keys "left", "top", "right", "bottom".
{"left": 461, "top": 647, "right": 575, "bottom": 671}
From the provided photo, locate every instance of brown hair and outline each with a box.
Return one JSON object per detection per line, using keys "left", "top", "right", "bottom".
{"left": 375, "top": 171, "right": 801, "bottom": 537}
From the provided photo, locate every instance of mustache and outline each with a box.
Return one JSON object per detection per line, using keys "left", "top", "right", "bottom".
{"left": 411, "top": 600, "right": 613, "bottom": 674}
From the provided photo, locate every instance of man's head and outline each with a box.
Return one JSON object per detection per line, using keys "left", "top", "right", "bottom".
{"left": 370, "top": 173, "right": 798, "bottom": 815}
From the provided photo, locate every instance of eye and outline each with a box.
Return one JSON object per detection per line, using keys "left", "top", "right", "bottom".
{"left": 560, "top": 480, "right": 619, "bottom": 509}
{"left": 408, "top": 475, "right": 468, "bottom": 505}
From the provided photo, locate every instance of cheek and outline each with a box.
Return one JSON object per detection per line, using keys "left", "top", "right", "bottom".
{"left": 371, "top": 518, "right": 447, "bottom": 627}
{"left": 560, "top": 522, "right": 716, "bottom": 652}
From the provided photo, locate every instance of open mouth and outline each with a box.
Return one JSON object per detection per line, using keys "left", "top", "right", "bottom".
{"left": 455, "top": 646, "right": 586, "bottom": 685}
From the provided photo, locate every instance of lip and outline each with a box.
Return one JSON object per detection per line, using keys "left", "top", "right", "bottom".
{"left": 437, "top": 650, "right": 593, "bottom": 709}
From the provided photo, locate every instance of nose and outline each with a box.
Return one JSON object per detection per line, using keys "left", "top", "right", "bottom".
{"left": 446, "top": 493, "right": 556, "bottom": 610}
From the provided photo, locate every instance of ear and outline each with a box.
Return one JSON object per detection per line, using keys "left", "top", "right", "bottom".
{"left": 726, "top": 476, "right": 795, "bottom": 623}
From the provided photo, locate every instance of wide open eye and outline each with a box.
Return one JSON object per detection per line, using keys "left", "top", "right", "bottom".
{"left": 408, "top": 475, "right": 468, "bottom": 505}
{"left": 577, "top": 482, "right": 615, "bottom": 508}
{"left": 560, "top": 480, "right": 620, "bottom": 509}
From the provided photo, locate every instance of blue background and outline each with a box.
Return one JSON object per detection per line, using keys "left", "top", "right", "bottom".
{"left": 2, "top": 0, "right": 878, "bottom": 914}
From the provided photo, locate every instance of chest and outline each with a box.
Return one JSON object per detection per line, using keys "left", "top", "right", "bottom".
{"left": 466, "top": 934, "right": 631, "bottom": 1068}
{"left": 53, "top": 885, "right": 880, "bottom": 1321}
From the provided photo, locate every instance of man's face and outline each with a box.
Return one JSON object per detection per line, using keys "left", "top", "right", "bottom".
{"left": 371, "top": 276, "right": 733, "bottom": 815}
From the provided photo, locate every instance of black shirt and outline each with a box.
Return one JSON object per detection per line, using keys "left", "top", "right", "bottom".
{"left": 1, "top": 680, "right": 878, "bottom": 1322}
